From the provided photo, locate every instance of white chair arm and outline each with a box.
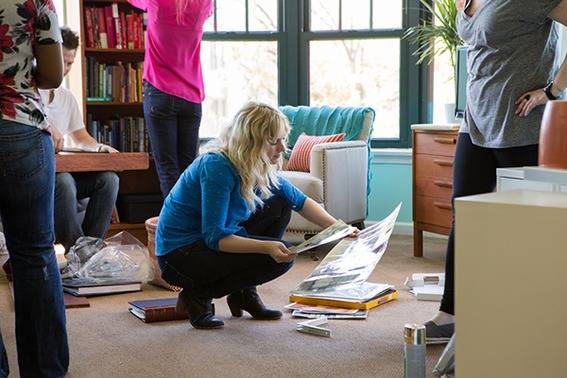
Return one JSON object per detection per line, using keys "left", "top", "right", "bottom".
{"left": 309, "top": 140, "right": 368, "bottom": 223}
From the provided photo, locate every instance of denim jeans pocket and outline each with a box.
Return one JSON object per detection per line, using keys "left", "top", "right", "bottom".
{"left": 144, "top": 83, "right": 173, "bottom": 117}
{"left": 0, "top": 128, "right": 44, "bottom": 179}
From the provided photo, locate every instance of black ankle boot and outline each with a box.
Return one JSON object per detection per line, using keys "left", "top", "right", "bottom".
{"left": 179, "top": 289, "right": 224, "bottom": 329}
{"left": 227, "top": 287, "right": 282, "bottom": 320}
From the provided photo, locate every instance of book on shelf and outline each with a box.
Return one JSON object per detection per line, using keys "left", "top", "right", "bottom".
{"left": 62, "top": 277, "right": 142, "bottom": 297}
{"left": 128, "top": 297, "right": 189, "bottom": 323}
{"left": 86, "top": 96, "right": 113, "bottom": 102}
{"left": 289, "top": 288, "right": 398, "bottom": 310}
{"left": 83, "top": 4, "right": 145, "bottom": 50}
{"left": 86, "top": 59, "right": 143, "bottom": 103}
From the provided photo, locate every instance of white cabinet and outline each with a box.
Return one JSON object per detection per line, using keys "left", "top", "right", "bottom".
{"left": 455, "top": 190, "right": 567, "bottom": 377}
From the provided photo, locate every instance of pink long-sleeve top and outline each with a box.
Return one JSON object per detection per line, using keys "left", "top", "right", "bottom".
{"left": 128, "top": 0, "right": 213, "bottom": 103}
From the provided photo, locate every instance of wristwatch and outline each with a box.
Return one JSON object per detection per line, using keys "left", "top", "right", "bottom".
{"left": 544, "top": 81, "right": 559, "bottom": 100}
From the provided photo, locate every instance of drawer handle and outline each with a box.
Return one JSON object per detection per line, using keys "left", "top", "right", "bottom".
{"left": 434, "top": 180, "right": 453, "bottom": 188}
{"left": 433, "top": 202, "right": 452, "bottom": 211}
{"left": 433, "top": 159, "right": 454, "bottom": 167}
{"left": 434, "top": 137, "right": 457, "bottom": 144}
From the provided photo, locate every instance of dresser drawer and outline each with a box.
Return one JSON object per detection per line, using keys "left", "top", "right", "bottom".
{"left": 415, "top": 195, "right": 453, "bottom": 229}
{"left": 414, "top": 132, "right": 457, "bottom": 157}
{"left": 415, "top": 175, "right": 452, "bottom": 199}
{"left": 414, "top": 153, "right": 454, "bottom": 180}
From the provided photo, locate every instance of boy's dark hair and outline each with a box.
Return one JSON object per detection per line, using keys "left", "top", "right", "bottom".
{"left": 60, "top": 26, "right": 79, "bottom": 50}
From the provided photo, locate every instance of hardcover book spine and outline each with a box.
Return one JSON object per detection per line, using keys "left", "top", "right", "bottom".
{"left": 144, "top": 308, "right": 189, "bottom": 323}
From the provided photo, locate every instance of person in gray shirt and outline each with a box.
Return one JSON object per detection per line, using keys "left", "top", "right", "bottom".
{"left": 424, "top": 0, "right": 567, "bottom": 344}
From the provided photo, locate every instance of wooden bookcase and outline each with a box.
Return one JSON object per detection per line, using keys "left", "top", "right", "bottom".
{"left": 79, "top": 0, "right": 161, "bottom": 244}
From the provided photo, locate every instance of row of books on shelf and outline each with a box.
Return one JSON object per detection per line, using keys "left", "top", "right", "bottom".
{"left": 88, "top": 116, "right": 148, "bottom": 152}
{"left": 84, "top": 5, "right": 146, "bottom": 50}
{"left": 86, "top": 58, "right": 143, "bottom": 103}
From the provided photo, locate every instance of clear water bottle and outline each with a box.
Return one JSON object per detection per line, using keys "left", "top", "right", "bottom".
{"left": 404, "top": 323, "right": 426, "bottom": 378}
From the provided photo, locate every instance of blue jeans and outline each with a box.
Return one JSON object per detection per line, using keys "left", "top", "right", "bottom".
{"left": 0, "top": 120, "right": 69, "bottom": 377}
{"left": 55, "top": 171, "right": 119, "bottom": 252}
{"left": 143, "top": 81, "right": 202, "bottom": 197}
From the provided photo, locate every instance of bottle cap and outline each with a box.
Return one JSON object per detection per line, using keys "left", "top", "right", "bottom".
{"left": 404, "top": 323, "right": 426, "bottom": 345}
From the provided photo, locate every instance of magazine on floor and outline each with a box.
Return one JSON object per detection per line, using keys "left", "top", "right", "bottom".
{"left": 289, "top": 219, "right": 355, "bottom": 254}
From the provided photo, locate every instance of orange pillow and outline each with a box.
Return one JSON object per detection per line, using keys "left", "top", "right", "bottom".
{"left": 287, "top": 133, "right": 346, "bottom": 172}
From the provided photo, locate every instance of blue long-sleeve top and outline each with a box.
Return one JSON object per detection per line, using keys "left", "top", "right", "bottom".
{"left": 155, "top": 152, "right": 307, "bottom": 256}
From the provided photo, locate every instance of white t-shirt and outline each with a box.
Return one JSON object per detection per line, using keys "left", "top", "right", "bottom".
{"left": 39, "top": 86, "right": 84, "bottom": 136}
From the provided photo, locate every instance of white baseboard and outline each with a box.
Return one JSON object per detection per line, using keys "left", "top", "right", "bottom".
{"left": 364, "top": 221, "right": 448, "bottom": 239}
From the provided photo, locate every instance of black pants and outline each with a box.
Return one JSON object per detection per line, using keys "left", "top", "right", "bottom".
{"left": 440, "top": 133, "right": 538, "bottom": 315}
{"left": 158, "top": 195, "right": 293, "bottom": 298}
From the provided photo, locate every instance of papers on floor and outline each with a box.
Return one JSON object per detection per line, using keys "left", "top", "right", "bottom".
{"left": 405, "top": 273, "right": 444, "bottom": 301}
{"left": 289, "top": 219, "right": 355, "bottom": 254}
{"left": 296, "top": 316, "right": 332, "bottom": 337}
{"left": 290, "top": 204, "right": 401, "bottom": 311}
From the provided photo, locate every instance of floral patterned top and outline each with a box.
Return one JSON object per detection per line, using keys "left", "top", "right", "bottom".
{"left": 0, "top": 0, "right": 61, "bottom": 129}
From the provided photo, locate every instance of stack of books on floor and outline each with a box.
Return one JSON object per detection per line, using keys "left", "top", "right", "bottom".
{"left": 289, "top": 282, "right": 398, "bottom": 314}
{"left": 62, "top": 277, "right": 142, "bottom": 297}
{"left": 128, "top": 297, "right": 189, "bottom": 323}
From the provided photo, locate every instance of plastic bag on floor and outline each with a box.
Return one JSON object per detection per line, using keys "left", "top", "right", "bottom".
{"left": 66, "top": 231, "right": 152, "bottom": 283}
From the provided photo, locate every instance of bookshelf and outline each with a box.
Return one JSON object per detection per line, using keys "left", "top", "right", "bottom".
{"left": 78, "top": 0, "right": 161, "bottom": 244}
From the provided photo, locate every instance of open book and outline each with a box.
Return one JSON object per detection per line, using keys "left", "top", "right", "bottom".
{"left": 59, "top": 147, "right": 109, "bottom": 153}
{"left": 289, "top": 220, "right": 355, "bottom": 254}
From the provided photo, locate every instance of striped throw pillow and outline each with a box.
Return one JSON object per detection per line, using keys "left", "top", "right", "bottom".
{"left": 287, "top": 133, "right": 346, "bottom": 172}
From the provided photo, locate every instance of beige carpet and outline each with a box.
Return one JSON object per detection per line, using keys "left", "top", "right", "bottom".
{"left": 0, "top": 235, "right": 447, "bottom": 378}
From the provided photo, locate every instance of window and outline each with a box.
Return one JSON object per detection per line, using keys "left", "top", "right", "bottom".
{"left": 201, "top": 1, "right": 424, "bottom": 148}
{"left": 201, "top": 0, "right": 279, "bottom": 138}
{"left": 53, "top": 0, "right": 65, "bottom": 24}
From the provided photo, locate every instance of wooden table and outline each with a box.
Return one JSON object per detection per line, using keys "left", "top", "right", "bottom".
{"left": 55, "top": 152, "right": 151, "bottom": 243}
{"left": 55, "top": 152, "right": 149, "bottom": 173}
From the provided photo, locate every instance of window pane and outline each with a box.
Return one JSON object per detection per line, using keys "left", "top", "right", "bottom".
{"left": 216, "top": 0, "right": 246, "bottom": 31}
{"left": 53, "top": 0, "right": 65, "bottom": 24}
{"left": 310, "top": 0, "right": 339, "bottom": 31}
{"left": 310, "top": 39, "right": 400, "bottom": 139}
{"left": 249, "top": 0, "right": 278, "bottom": 32}
{"left": 432, "top": 50, "right": 457, "bottom": 124}
{"left": 201, "top": 41, "right": 278, "bottom": 137}
{"left": 343, "top": 0, "right": 370, "bottom": 30}
{"left": 372, "top": 0, "right": 402, "bottom": 29}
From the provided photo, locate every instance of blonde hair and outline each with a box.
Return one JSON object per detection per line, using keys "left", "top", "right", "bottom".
{"left": 204, "top": 102, "right": 290, "bottom": 210}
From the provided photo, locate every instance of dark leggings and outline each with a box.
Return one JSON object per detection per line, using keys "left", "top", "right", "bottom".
{"left": 158, "top": 195, "right": 293, "bottom": 299}
{"left": 440, "top": 133, "right": 538, "bottom": 314}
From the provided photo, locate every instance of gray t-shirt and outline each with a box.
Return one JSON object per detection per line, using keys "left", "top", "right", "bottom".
{"left": 457, "top": 0, "right": 561, "bottom": 148}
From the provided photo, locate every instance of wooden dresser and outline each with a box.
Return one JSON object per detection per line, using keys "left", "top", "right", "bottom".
{"left": 412, "top": 124, "right": 459, "bottom": 257}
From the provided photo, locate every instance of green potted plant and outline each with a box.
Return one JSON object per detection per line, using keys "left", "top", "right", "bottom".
{"left": 404, "top": 0, "right": 463, "bottom": 72}
{"left": 404, "top": 0, "right": 464, "bottom": 122}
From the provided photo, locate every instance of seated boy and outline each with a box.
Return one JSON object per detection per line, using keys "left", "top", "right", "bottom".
{"left": 40, "top": 27, "right": 119, "bottom": 252}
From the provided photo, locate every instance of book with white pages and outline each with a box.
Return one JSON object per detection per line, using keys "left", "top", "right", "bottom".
{"left": 62, "top": 277, "right": 142, "bottom": 297}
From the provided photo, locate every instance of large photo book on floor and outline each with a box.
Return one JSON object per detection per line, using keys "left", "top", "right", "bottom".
{"left": 128, "top": 297, "right": 189, "bottom": 323}
{"left": 62, "top": 277, "right": 142, "bottom": 296}
{"left": 289, "top": 205, "right": 401, "bottom": 310}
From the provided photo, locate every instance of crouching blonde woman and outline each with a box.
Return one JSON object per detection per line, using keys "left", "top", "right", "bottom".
{"left": 156, "top": 102, "right": 340, "bottom": 329}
